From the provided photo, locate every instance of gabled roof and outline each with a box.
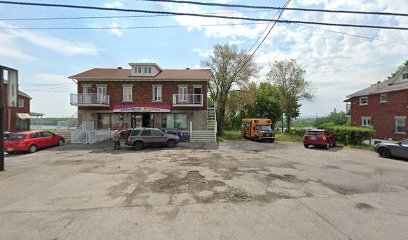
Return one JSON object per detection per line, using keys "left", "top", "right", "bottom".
{"left": 347, "top": 67, "right": 408, "bottom": 98}
{"left": 69, "top": 68, "right": 212, "bottom": 80}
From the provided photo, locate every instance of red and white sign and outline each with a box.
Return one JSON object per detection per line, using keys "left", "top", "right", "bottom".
{"left": 113, "top": 104, "right": 171, "bottom": 113}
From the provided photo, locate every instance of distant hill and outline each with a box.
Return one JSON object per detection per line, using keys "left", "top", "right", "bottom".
{"left": 31, "top": 118, "right": 77, "bottom": 126}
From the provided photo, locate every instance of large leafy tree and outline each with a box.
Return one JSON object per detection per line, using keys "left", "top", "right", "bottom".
{"left": 244, "top": 82, "right": 282, "bottom": 129}
{"left": 202, "top": 44, "right": 258, "bottom": 136}
{"left": 267, "top": 59, "right": 313, "bottom": 132}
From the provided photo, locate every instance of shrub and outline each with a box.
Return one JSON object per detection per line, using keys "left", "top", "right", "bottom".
{"left": 322, "top": 125, "right": 374, "bottom": 145}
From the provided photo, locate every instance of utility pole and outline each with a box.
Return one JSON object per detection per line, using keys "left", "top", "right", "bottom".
{"left": 0, "top": 67, "right": 4, "bottom": 171}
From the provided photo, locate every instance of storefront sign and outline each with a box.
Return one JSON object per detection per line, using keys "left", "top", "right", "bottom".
{"left": 113, "top": 104, "right": 171, "bottom": 113}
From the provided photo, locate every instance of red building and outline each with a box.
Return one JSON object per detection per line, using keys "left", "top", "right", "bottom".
{"left": 2, "top": 80, "right": 31, "bottom": 132}
{"left": 346, "top": 68, "right": 408, "bottom": 141}
{"left": 69, "top": 63, "right": 212, "bottom": 132}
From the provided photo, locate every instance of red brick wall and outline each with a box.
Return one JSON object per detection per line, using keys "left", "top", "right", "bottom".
{"left": 1, "top": 85, "right": 31, "bottom": 132}
{"left": 78, "top": 80, "right": 208, "bottom": 111}
{"left": 350, "top": 89, "right": 408, "bottom": 141}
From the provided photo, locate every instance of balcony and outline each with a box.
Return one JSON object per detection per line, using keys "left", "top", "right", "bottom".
{"left": 70, "top": 93, "right": 110, "bottom": 107}
{"left": 173, "top": 94, "right": 203, "bottom": 107}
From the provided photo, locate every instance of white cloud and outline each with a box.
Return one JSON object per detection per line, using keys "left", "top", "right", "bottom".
{"left": 193, "top": 48, "right": 212, "bottom": 57}
{"left": 0, "top": 32, "right": 35, "bottom": 61}
{"left": 0, "top": 22, "right": 100, "bottom": 56}
{"left": 228, "top": 40, "right": 245, "bottom": 45}
{"left": 104, "top": 1, "right": 123, "bottom": 8}
{"left": 110, "top": 22, "right": 124, "bottom": 37}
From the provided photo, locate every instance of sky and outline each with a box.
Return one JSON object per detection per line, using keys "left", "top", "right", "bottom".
{"left": 0, "top": 0, "right": 407, "bottom": 118}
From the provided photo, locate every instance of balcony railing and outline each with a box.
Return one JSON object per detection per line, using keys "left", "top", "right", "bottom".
{"left": 173, "top": 94, "right": 203, "bottom": 106}
{"left": 70, "top": 93, "right": 110, "bottom": 107}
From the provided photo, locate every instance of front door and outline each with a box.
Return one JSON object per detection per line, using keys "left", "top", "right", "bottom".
{"left": 131, "top": 113, "right": 142, "bottom": 128}
{"left": 193, "top": 87, "right": 202, "bottom": 104}
{"left": 96, "top": 86, "right": 107, "bottom": 103}
{"left": 83, "top": 86, "right": 92, "bottom": 104}
{"left": 142, "top": 113, "right": 151, "bottom": 127}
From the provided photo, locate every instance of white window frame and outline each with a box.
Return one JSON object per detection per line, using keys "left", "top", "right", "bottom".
{"left": 144, "top": 67, "right": 148, "bottom": 73}
{"left": 148, "top": 67, "right": 152, "bottom": 74}
{"left": 18, "top": 99, "right": 24, "bottom": 108}
{"left": 359, "top": 96, "right": 368, "bottom": 106}
{"left": 122, "top": 85, "right": 133, "bottom": 102}
{"left": 361, "top": 116, "right": 371, "bottom": 127}
{"left": 137, "top": 67, "right": 142, "bottom": 74}
{"left": 395, "top": 116, "right": 406, "bottom": 134}
{"left": 96, "top": 84, "right": 107, "bottom": 102}
{"left": 380, "top": 94, "right": 387, "bottom": 103}
{"left": 179, "top": 85, "right": 188, "bottom": 102}
{"left": 402, "top": 73, "right": 408, "bottom": 79}
{"left": 152, "top": 85, "right": 162, "bottom": 102}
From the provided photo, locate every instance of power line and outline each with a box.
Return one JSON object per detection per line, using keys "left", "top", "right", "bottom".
{"left": 0, "top": 1, "right": 407, "bottom": 30}
{"left": 0, "top": 22, "right": 267, "bottom": 30}
{"left": 143, "top": 0, "right": 408, "bottom": 17}
{"left": 0, "top": 9, "right": 273, "bottom": 21}
{"left": 297, "top": 23, "right": 408, "bottom": 46}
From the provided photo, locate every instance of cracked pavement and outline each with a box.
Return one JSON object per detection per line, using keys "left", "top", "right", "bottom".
{"left": 0, "top": 140, "right": 407, "bottom": 240}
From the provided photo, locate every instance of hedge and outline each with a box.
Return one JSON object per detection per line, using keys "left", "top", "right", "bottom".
{"left": 318, "top": 123, "right": 374, "bottom": 145}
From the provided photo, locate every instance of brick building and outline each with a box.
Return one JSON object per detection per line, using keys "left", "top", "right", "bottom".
{"left": 69, "top": 63, "right": 211, "bottom": 132}
{"left": 346, "top": 67, "right": 408, "bottom": 141}
{"left": 2, "top": 80, "right": 31, "bottom": 132}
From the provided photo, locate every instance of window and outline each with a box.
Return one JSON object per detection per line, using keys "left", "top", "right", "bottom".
{"left": 130, "top": 130, "right": 141, "bottom": 136}
{"left": 162, "top": 113, "right": 187, "bottom": 129}
{"left": 380, "top": 94, "right": 387, "bottom": 103}
{"left": 41, "top": 132, "right": 54, "bottom": 137}
{"left": 97, "top": 85, "right": 107, "bottom": 103}
{"left": 137, "top": 67, "right": 142, "bottom": 73}
{"left": 144, "top": 67, "right": 148, "bottom": 73}
{"left": 403, "top": 73, "right": 408, "bottom": 79}
{"left": 31, "top": 133, "right": 42, "bottom": 139}
{"left": 361, "top": 117, "right": 372, "bottom": 127}
{"left": 97, "top": 113, "right": 112, "bottom": 129}
{"left": 359, "top": 96, "right": 368, "bottom": 105}
{"left": 153, "top": 85, "right": 162, "bottom": 101}
{"left": 123, "top": 85, "right": 132, "bottom": 102}
{"left": 141, "top": 130, "right": 152, "bottom": 136}
{"left": 395, "top": 117, "right": 406, "bottom": 134}
{"left": 152, "top": 129, "right": 164, "bottom": 136}
{"left": 148, "top": 67, "right": 152, "bottom": 73}
{"left": 179, "top": 86, "right": 188, "bottom": 101}
{"left": 18, "top": 99, "right": 24, "bottom": 108}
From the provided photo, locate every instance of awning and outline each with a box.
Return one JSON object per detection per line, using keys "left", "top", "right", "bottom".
{"left": 17, "top": 113, "right": 31, "bottom": 119}
{"left": 113, "top": 104, "right": 171, "bottom": 113}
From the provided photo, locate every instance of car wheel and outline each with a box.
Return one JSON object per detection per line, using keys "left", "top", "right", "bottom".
{"left": 58, "top": 139, "right": 64, "bottom": 146}
{"left": 270, "top": 139, "right": 275, "bottom": 143}
{"left": 304, "top": 144, "right": 309, "bottom": 148}
{"left": 378, "top": 147, "right": 391, "bottom": 158}
{"left": 332, "top": 141, "right": 337, "bottom": 147}
{"left": 28, "top": 145, "right": 37, "bottom": 153}
{"left": 255, "top": 136, "right": 259, "bottom": 142}
{"left": 166, "top": 139, "right": 176, "bottom": 148}
{"left": 134, "top": 141, "right": 144, "bottom": 150}
{"left": 326, "top": 142, "right": 330, "bottom": 149}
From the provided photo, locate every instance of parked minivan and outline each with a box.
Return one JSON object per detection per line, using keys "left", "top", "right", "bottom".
{"left": 125, "top": 128, "right": 180, "bottom": 150}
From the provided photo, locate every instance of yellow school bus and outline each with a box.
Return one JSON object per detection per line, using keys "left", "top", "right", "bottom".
{"left": 241, "top": 118, "right": 275, "bottom": 142}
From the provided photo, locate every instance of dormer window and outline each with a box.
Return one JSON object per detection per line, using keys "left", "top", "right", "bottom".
{"left": 403, "top": 73, "right": 408, "bottom": 79}
{"left": 136, "top": 67, "right": 142, "bottom": 74}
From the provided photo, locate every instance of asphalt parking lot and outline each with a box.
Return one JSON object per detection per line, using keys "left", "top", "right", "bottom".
{"left": 0, "top": 140, "right": 407, "bottom": 240}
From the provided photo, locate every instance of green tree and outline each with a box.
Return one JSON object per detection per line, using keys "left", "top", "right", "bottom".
{"left": 387, "top": 59, "right": 408, "bottom": 79}
{"left": 316, "top": 110, "right": 348, "bottom": 127}
{"left": 202, "top": 44, "right": 258, "bottom": 136}
{"left": 244, "top": 82, "right": 282, "bottom": 129}
{"left": 267, "top": 59, "right": 313, "bottom": 132}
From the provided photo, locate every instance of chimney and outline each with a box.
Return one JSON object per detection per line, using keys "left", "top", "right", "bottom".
{"left": 377, "top": 81, "right": 381, "bottom": 89}
{"left": 186, "top": 68, "right": 190, "bottom": 70}
{"left": 117, "top": 67, "right": 123, "bottom": 69}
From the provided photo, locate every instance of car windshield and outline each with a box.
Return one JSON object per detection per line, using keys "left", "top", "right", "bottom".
{"left": 10, "top": 134, "right": 26, "bottom": 140}
{"left": 306, "top": 131, "right": 323, "bottom": 136}
{"left": 255, "top": 126, "right": 272, "bottom": 131}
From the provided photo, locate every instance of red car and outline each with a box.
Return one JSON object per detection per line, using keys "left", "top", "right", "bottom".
{"left": 3, "top": 131, "right": 65, "bottom": 154}
{"left": 303, "top": 129, "right": 337, "bottom": 149}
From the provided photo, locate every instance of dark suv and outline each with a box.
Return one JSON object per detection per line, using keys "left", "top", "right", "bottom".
{"left": 125, "top": 128, "right": 180, "bottom": 150}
